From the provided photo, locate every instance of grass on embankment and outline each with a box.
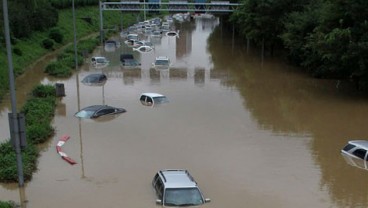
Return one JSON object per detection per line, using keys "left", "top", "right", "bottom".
{"left": 0, "top": 6, "right": 139, "bottom": 205}
{"left": 0, "top": 6, "right": 137, "bottom": 100}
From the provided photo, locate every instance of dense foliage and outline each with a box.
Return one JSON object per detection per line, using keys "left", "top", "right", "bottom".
{"left": 0, "top": 201, "right": 17, "bottom": 208}
{"left": 0, "top": 5, "right": 134, "bottom": 101}
{"left": 0, "top": 0, "right": 58, "bottom": 39}
{"left": 232, "top": 0, "right": 368, "bottom": 90}
{"left": 44, "top": 38, "right": 98, "bottom": 77}
{"left": 0, "top": 85, "right": 56, "bottom": 182}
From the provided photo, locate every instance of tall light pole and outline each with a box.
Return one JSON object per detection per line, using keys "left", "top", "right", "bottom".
{"left": 72, "top": 0, "right": 78, "bottom": 71}
{"left": 99, "top": 1, "right": 104, "bottom": 46}
{"left": 144, "top": 0, "right": 146, "bottom": 21}
{"left": 2, "top": 0, "right": 24, "bottom": 187}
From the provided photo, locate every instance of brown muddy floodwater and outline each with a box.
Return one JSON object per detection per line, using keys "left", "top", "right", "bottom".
{"left": 1, "top": 17, "right": 368, "bottom": 208}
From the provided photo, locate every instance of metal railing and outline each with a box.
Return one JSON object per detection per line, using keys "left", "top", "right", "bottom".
{"left": 101, "top": 1, "right": 240, "bottom": 13}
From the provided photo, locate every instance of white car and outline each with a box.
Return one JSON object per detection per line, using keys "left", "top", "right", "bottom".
{"left": 126, "top": 33, "right": 139, "bottom": 41}
{"left": 152, "top": 169, "right": 210, "bottom": 207}
{"left": 91, "top": 56, "right": 109, "bottom": 68}
{"left": 166, "top": 30, "right": 179, "bottom": 38}
{"left": 140, "top": 93, "right": 169, "bottom": 106}
{"left": 152, "top": 56, "right": 170, "bottom": 68}
{"left": 133, "top": 45, "right": 154, "bottom": 53}
{"left": 341, "top": 140, "right": 368, "bottom": 160}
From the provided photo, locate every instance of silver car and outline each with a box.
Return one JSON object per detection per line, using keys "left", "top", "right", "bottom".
{"left": 341, "top": 140, "right": 368, "bottom": 161}
{"left": 152, "top": 169, "right": 210, "bottom": 207}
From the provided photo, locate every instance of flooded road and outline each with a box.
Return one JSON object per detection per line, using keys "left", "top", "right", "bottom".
{"left": 1, "top": 16, "right": 368, "bottom": 208}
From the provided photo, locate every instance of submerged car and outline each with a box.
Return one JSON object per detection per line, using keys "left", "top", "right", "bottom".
{"left": 166, "top": 30, "right": 179, "bottom": 38}
{"left": 127, "top": 33, "right": 139, "bottom": 41}
{"left": 81, "top": 73, "right": 107, "bottom": 86}
{"left": 152, "top": 169, "right": 210, "bottom": 207}
{"left": 104, "top": 40, "right": 120, "bottom": 52}
{"left": 152, "top": 56, "right": 170, "bottom": 69}
{"left": 341, "top": 140, "right": 368, "bottom": 161}
{"left": 91, "top": 56, "right": 109, "bottom": 68}
{"left": 133, "top": 45, "right": 154, "bottom": 53}
{"left": 140, "top": 93, "right": 169, "bottom": 106}
{"left": 120, "top": 53, "right": 140, "bottom": 67}
{"left": 121, "top": 59, "right": 141, "bottom": 68}
{"left": 75, "top": 105, "right": 126, "bottom": 119}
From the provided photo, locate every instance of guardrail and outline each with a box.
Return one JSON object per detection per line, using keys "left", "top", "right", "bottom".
{"left": 101, "top": 1, "right": 240, "bottom": 13}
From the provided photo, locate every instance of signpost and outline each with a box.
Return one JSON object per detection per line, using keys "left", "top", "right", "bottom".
{"left": 2, "top": 0, "right": 25, "bottom": 187}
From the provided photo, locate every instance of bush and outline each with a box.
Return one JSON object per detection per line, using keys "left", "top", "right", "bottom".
{"left": 22, "top": 97, "right": 56, "bottom": 125}
{"left": 44, "top": 61, "right": 72, "bottom": 77}
{"left": 75, "top": 38, "right": 100, "bottom": 53}
{"left": 49, "top": 28, "right": 63, "bottom": 43}
{"left": 0, "top": 84, "right": 56, "bottom": 182}
{"left": 0, "top": 200, "right": 17, "bottom": 208}
{"left": 13, "top": 48, "right": 22, "bottom": 56}
{"left": 32, "top": 85, "right": 56, "bottom": 98}
{"left": 57, "top": 52, "right": 77, "bottom": 68}
{"left": 26, "top": 123, "right": 54, "bottom": 144}
{"left": 41, "top": 38, "right": 54, "bottom": 50}
{"left": 0, "top": 141, "right": 39, "bottom": 182}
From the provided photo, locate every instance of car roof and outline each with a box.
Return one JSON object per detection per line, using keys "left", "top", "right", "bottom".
{"left": 84, "top": 73, "right": 105, "bottom": 77}
{"left": 121, "top": 54, "right": 134, "bottom": 59}
{"left": 347, "top": 140, "right": 368, "bottom": 149}
{"left": 81, "top": 105, "right": 112, "bottom": 111}
{"left": 159, "top": 169, "right": 197, "bottom": 188}
{"left": 155, "top": 56, "right": 169, "bottom": 61}
{"left": 141, "top": 93, "right": 165, "bottom": 98}
{"left": 82, "top": 74, "right": 106, "bottom": 82}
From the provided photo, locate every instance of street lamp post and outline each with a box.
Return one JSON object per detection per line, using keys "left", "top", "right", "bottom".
{"left": 2, "top": 0, "right": 24, "bottom": 187}
{"left": 144, "top": 0, "right": 146, "bottom": 21}
{"left": 72, "top": 0, "right": 78, "bottom": 71}
{"left": 99, "top": 1, "right": 104, "bottom": 46}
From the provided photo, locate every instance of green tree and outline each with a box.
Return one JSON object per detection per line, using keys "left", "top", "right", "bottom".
{"left": 231, "top": 0, "right": 307, "bottom": 55}
{"left": 300, "top": 0, "right": 368, "bottom": 83}
{"left": 280, "top": 0, "right": 321, "bottom": 65}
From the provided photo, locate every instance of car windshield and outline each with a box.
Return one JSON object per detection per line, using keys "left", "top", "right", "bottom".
{"left": 164, "top": 188, "right": 204, "bottom": 206}
{"left": 82, "top": 76, "right": 98, "bottom": 83}
{"left": 153, "top": 96, "right": 169, "bottom": 104}
{"left": 124, "top": 59, "right": 139, "bottom": 66}
{"left": 155, "top": 59, "right": 169, "bottom": 66}
{"left": 75, "top": 109, "right": 95, "bottom": 118}
{"left": 96, "top": 58, "right": 107, "bottom": 63}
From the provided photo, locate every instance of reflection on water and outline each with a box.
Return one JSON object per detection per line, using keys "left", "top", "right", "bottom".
{"left": 1, "top": 16, "right": 368, "bottom": 208}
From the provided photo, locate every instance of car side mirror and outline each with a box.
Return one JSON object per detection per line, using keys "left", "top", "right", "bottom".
{"left": 156, "top": 199, "right": 162, "bottom": 204}
{"left": 205, "top": 198, "right": 211, "bottom": 203}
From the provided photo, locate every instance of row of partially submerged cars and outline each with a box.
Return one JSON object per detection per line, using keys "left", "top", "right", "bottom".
{"left": 76, "top": 74, "right": 169, "bottom": 119}
{"left": 82, "top": 16, "right": 211, "bottom": 207}
{"left": 91, "top": 17, "right": 177, "bottom": 70}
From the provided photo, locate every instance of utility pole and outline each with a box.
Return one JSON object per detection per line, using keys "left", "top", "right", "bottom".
{"left": 99, "top": 1, "right": 104, "bottom": 46}
{"left": 72, "top": 0, "right": 78, "bottom": 71}
{"left": 2, "top": 0, "right": 25, "bottom": 187}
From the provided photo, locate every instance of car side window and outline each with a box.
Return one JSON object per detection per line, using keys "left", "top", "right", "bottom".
{"left": 343, "top": 144, "right": 355, "bottom": 152}
{"left": 96, "top": 108, "right": 114, "bottom": 116}
{"left": 140, "top": 95, "right": 146, "bottom": 102}
{"left": 147, "top": 97, "right": 153, "bottom": 103}
{"left": 353, "top": 149, "right": 367, "bottom": 160}
{"left": 155, "top": 179, "right": 164, "bottom": 198}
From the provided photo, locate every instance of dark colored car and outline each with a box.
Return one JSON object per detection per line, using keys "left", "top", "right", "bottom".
{"left": 120, "top": 54, "right": 141, "bottom": 66}
{"left": 75, "top": 105, "right": 126, "bottom": 119}
{"left": 81, "top": 73, "right": 107, "bottom": 86}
